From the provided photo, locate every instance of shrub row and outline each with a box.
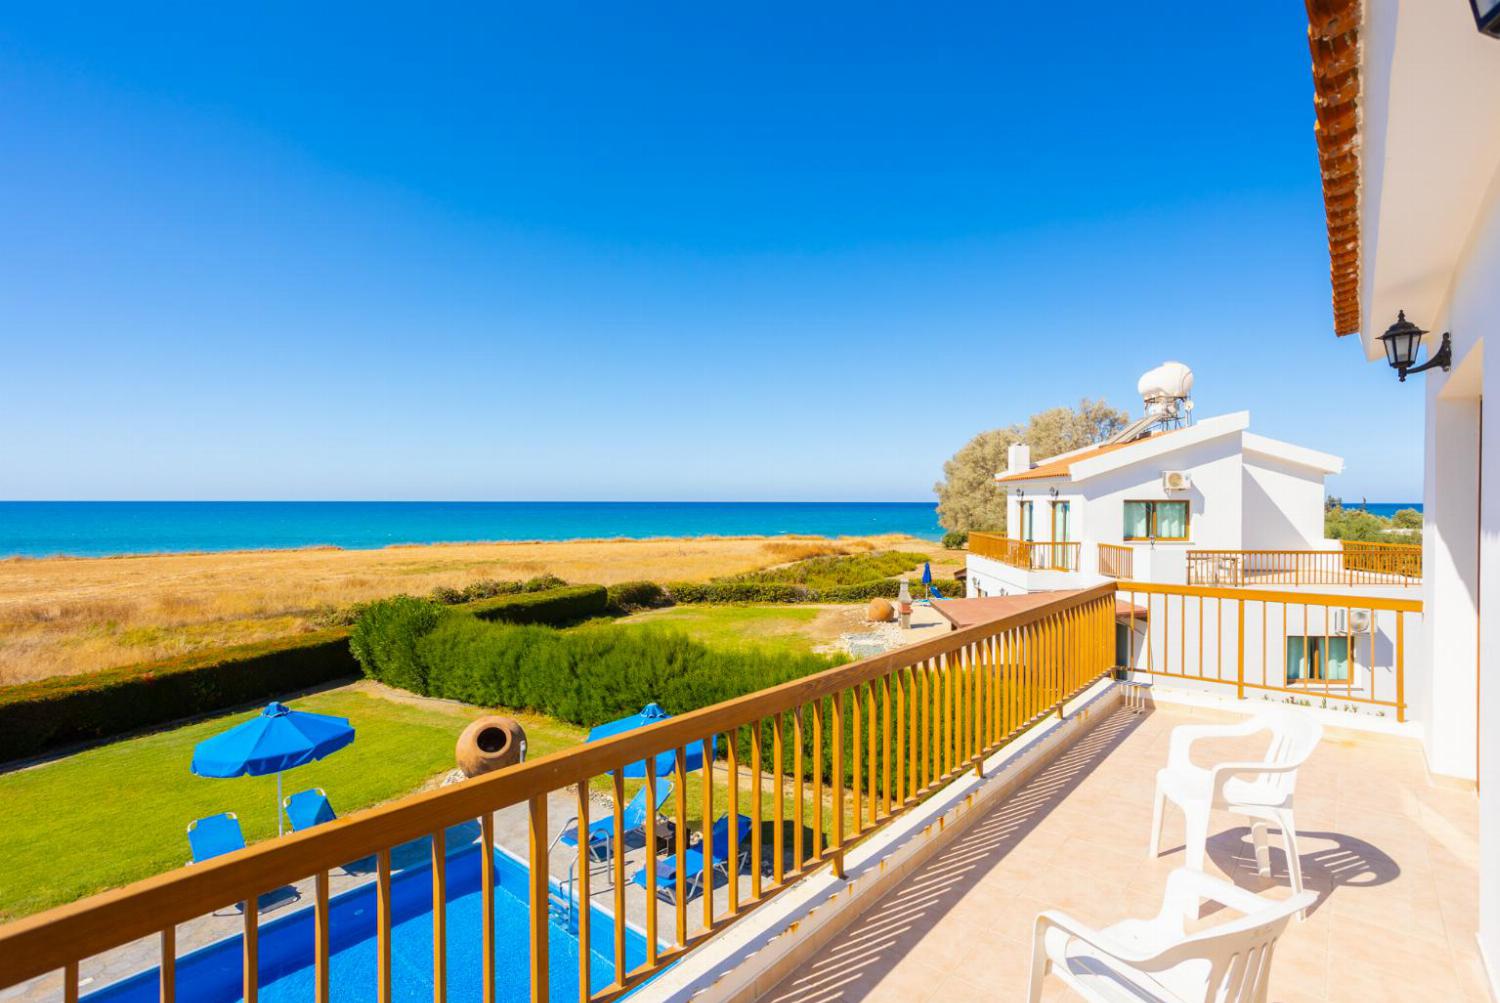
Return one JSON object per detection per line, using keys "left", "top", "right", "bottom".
{"left": 0, "top": 584, "right": 608, "bottom": 764}
{"left": 462, "top": 584, "right": 608, "bottom": 624}
{"left": 606, "top": 580, "right": 672, "bottom": 611}
{"left": 0, "top": 631, "right": 360, "bottom": 763}
{"left": 727, "top": 550, "right": 929, "bottom": 589}
{"left": 428, "top": 574, "right": 568, "bottom": 606}
{"left": 655, "top": 577, "right": 964, "bottom": 604}
{"left": 350, "top": 598, "right": 919, "bottom": 791}
{"left": 350, "top": 598, "right": 840, "bottom": 729}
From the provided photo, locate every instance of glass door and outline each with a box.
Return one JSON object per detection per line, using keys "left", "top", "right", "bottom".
{"left": 1050, "top": 501, "right": 1071, "bottom": 569}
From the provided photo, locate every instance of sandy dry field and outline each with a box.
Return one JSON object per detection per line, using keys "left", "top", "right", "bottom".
{"left": 0, "top": 534, "right": 936, "bottom": 685}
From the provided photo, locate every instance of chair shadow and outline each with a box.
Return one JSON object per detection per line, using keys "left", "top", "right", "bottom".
{"left": 1201, "top": 825, "right": 1400, "bottom": 917}
{"left": 763, "top": 707, "right": 1149, "bottom": 1003}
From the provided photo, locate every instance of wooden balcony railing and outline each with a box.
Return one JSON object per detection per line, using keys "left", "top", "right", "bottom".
{"left": 969, "top": 533, "right": 1081, "bottom": 573}
{"left": 1117, "top": 581, "right": 1421, "bottom": 720}
{"left": 0, "top": 585, "right": 1119, "bottom": 1003}
{"left": 1186, "top": 542, "right": 1421, "bottom": 587}
{"left": 1097, "top": 543, "right": 1133, "bottom": 579}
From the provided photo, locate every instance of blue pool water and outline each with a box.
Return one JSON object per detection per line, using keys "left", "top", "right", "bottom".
{"left": 0, "top": 501, "right": 944, "bottom": 558}
{"left": 83, "top": 845, "right": 650, "bottom": 1002}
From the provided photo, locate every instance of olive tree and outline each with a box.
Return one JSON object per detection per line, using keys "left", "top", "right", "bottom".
{"left": 934, "top": 398, "right": 1129, "bottom": 533}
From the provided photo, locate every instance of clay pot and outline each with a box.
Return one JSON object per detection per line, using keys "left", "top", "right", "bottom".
{"left": 866, "top": 597, "right": 895, "bottom": 623}
{"left": 456, "top": 716, "right": 527, "bottom": 778}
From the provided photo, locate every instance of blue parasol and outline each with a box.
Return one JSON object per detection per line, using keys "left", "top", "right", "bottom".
{"left": 922, "top": 562, "right": 933, "bottom": 586}
{"left": 192, "top": 702, "right": 355, "bottom": 834}
{"left": 586, "top": 703, "right": 714, "bottom": 778}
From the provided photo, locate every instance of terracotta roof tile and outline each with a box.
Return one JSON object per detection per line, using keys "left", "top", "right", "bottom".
{"left": 1306, "top": 0, "right": 1362, "bottom": 336}
{"left": 996, "top": 427, "right": 1183, "bottom": 483}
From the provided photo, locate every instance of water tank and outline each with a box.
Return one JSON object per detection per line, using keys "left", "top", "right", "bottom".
{"left": 1137, "top": 362, "right": 1194, "bottom": 401}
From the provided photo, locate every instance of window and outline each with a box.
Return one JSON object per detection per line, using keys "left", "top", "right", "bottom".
{"left": 1123, "top": 500, "right": 1190, "bottom": 541}
{"left": 1051, "top": 500, "right": 1071, "bottom": 542}
{"left": 1286, "top": 636, "right": 1349, "bottom": 683}
{"left": 1017, "top": 501, "right": 1034, "bottom": 541}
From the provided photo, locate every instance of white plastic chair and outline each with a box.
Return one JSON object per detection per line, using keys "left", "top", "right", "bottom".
{"left": 1149, "top": 708, "right": 1322, "bottom": 898}
{"left": 1027, "top": 868, "right": 1316, "bottom": 1002}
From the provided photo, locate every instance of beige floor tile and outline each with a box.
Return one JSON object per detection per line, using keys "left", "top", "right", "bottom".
{"left": 763, "top": 706, "right": 1484, "bottom": 1003}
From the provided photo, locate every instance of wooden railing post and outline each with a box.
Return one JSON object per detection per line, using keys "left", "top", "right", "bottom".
{"left": 1236, "top": 599, "right": 1246, "bottom": 700}
{"left": 527, "top": 795, "right": 548, "bottom": 1003}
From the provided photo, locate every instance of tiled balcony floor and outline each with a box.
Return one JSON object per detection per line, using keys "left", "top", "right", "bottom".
{"left": 765, "top": 701, "right": 1485, "bottom": 1002}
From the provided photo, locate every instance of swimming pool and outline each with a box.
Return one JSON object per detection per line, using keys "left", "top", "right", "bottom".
{"left": 83, "top": 843, "right": 651, "bottom": 1002}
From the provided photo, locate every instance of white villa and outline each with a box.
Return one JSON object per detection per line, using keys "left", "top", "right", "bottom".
{"left": 963, "top": 366, "right": 1348, "bottom": 599}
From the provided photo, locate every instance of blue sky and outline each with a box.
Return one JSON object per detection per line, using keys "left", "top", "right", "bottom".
{"left": 0, "top": 4, "right": 1421, "bottom": 502}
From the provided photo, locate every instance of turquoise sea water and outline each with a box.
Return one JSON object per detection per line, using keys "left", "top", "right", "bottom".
{"left": 0, "top": 501, "right": 945, "bottom": 558}
{"left": 1347, "top": 502, "right": 1422, "bottom": 519}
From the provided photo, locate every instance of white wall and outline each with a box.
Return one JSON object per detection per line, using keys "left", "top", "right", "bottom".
{"left": 1241, "top": 453, "right": 1329, "bottom": 549}
{"left": 1423, "top": 140, "right": 1500, "bottom": 975}
{"left": 1077, "top": 433, "right": 1245, "bottom": 553}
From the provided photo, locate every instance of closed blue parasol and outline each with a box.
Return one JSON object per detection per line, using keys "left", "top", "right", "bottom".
{"left": 922, "top": 562, "right": 933, "bottom": 586}
{"left": 586, "top": 703, "right": 714, "bottom": 778}
{"left": 193, "top": 702, "right": 355, "bottom": 834}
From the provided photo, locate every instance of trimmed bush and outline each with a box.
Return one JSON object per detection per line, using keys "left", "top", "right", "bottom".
{"left": 0, "top": 583, "right": 607, "bottom": 765}
{"left": 0, "top": 631, "right": 360, "bottom": 763}
{"left": 819, "top": 577, "right": 965, "bottom": 602}
{"left": 348, "top": 595, "right": 445, "bottom": 694}
{"left": 607, "top": 580, "right": 672, "bottom": 611}
{"left": 658, "top": 577, "right": 963, "bottom": 604}
{"left": 941, "top": 530, "right": 969, "bottom": 550}
{"left": 728, "top": 550, "right": 928, "bottom": 589}
{"left": 463, "top": 584, "right": 607, "bottom": 624}
{"left": 665, "top": 581, "right": 811, "bottom": 604}
{"left": 356, "top": 612, "right": 839, "bottom": 731}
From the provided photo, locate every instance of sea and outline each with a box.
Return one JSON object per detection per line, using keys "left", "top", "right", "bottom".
{"left": 1345, "top": 502, "right": 1423, "bottom": 519}
{"left": 0, "top": 501, "right": 947, "bottom": 559}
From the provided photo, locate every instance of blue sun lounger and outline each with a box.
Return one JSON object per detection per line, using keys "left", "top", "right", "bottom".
{"left": 632, "top": 814, "right": 752, "bottom": 902}
{"left": 561, "top": 781, "right": 674, "bottom": 862}
{"left": 283, "top": 788, "right": 337, "bottom": 832}
{"left": 187, "top": 812, "right": 246, "bottom": 864}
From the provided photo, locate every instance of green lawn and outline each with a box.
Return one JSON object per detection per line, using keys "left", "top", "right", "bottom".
{"left": 0, "top": 686, "right": 586, "bottom": 920}
{"left": 610, "top": 604, "right": 834, "bottom": 656}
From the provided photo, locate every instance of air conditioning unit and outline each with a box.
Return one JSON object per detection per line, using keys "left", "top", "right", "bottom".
{"left": 1330, "top": 608, "right": 1374, "bottom": 634}
{"left": 1162, "top": 470, "right": 1191, "bottom": 491}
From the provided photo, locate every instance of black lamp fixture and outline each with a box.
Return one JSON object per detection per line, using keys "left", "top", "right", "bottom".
{"left": 1378, "top": 311, "right": 1452, "bottom": 382}
{"left": 1472, "top": 0, "right": 1500, "bottom": 38}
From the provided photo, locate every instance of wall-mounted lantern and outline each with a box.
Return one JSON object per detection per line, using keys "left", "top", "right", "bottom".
{"left": 1471, "top": 0, "right": 1500, "bottom": 38}
{"left": 1378, "top": 311, "right": 1452, "bottom": 382}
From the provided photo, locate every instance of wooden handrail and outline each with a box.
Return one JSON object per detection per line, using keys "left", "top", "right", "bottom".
{"left": 1116, "top": 580, "right": 1421, "bottom": 721}
{"left": 1097, "top": 543, "right": 1132, "bottom": 579}
{"left": 1186, "top": 545, "right": 1421, "bottom": 586}
{"left": 969, "top": 533, "right": 1081, "bottom": 572}
{"left": 0, "top": 583, "right": 1120, "bottom": 995}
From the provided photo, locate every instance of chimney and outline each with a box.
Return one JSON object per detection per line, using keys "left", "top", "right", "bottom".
{"left": 1006, "top": 442, "right": 1031, "bottom": 475}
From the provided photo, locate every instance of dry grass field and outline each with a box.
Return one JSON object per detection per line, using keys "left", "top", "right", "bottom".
{"left": 0, "top": 534, "right": 934, "bottom": 685}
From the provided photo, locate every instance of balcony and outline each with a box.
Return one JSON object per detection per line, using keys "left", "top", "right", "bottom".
{"left": 1187, "top": 542, "right": 1422, "bottom": 588}
{"left": 763, "top": 700, "right": 1482, "bottom": 1002}
{"left": 1097, "top": 542, "right": 1132, "bottom": 578}
{"left": 968, "top": 533, "right": 1080, "bottom": 573}
{"left": 0, "top": 581, "right": 1462, "bottom": 1003}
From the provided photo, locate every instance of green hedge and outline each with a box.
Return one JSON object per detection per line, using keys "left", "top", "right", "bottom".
{"left": 663, "top": 581, "right": 813, "bottom": 604}
{"left": 0, "top": 584, "right": 609, "bottom": 765}
{"left": 0, "top": 631, "right": 360, "bottom": 763}
{"left": 353, "top": 601, "right": 910, "bottom": 792}
{"left": 657, "top": 578, "right": 963, "bottom": 604}
{"left": 351, "top": 599, "right": 839, "bottom": 728}
{"left": 606, "top": 580, "right": 672, "bottom": 611}
{"left": 462, "top": 584, "right": 607, "bottom": 624}
{"left": 727, "top": 550, "right": 928, "bottom": 589}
